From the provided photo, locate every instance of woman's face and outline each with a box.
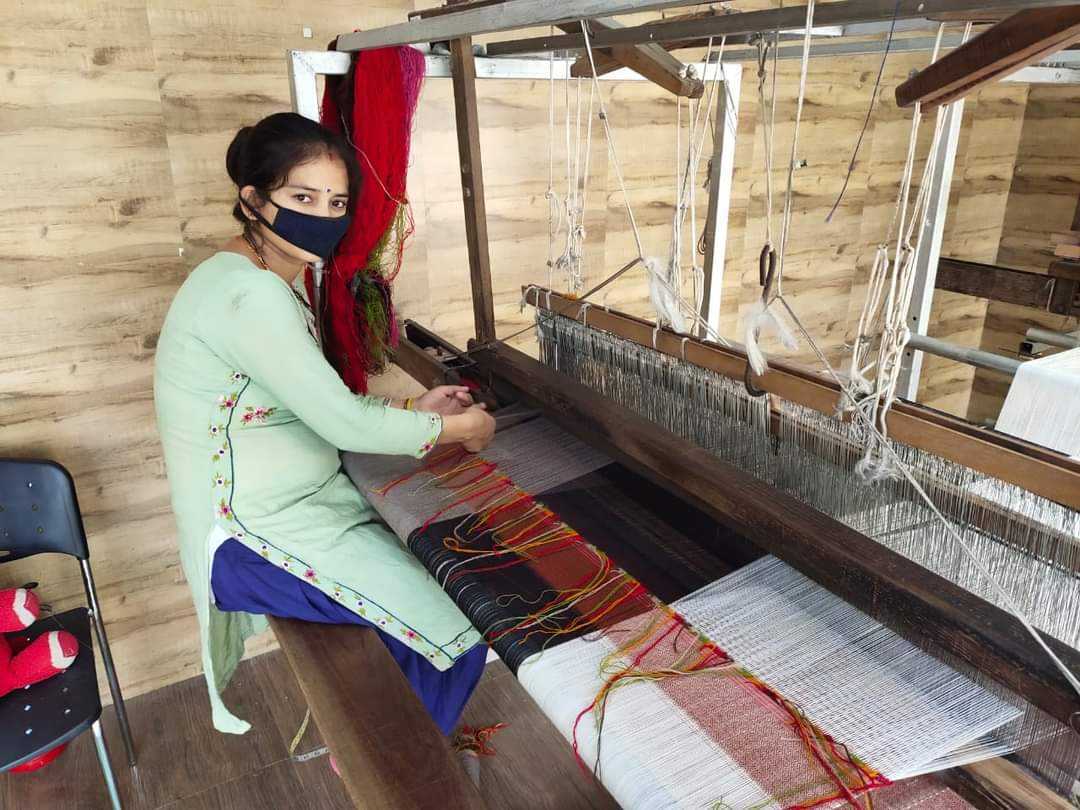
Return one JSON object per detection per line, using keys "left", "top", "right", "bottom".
{"left": 242, "top": 152, "right": 350, "bottom": 264}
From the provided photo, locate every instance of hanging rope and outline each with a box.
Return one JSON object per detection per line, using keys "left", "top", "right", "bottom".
{"left": 775, "top": 0, "right": 817, "bottom": 299}
{"left": 847, "top": 24, "right": 969, "bottom": 481}
{"left": 580, "top": 20, "right": 645, "bottom": 260}
{"left": 825, "top": 0, "right": 904, "bottom": 223}
{"left": 743, "top": 5, "right": 815, "bottom": 379}
{"left": 547, "top": 54, "right": 597, "bottom": 295}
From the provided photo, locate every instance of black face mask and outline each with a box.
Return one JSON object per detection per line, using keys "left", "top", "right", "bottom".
{"left": 242, "top": 196, "right": 351, "bottom": 260}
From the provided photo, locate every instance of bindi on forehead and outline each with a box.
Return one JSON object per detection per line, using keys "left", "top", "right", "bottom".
{"left": 285, "top": 183, "right": 349, "bottom": 196}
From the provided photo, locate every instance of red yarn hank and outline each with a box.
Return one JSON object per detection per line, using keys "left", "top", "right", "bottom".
{"left": 318, "top": 45, "right": 425, "bottom": 393}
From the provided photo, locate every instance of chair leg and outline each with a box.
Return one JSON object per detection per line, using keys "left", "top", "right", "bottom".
{"left": 81, "top": 560, "right": 136, "bottom": 765}
{"left": 92, "top": 719, "right": 123, "bottom": 810}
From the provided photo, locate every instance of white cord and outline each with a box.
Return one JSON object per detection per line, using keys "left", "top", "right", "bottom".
{"left": 545, "top": 34, "right": 563, "bottom": 289}
{"left": 581, "top": 20, "right": 645, "bottom": 260}
{"left": 849, "top": 24, "right": 967, "bottom": 477}
{"left": 774, "top": 0, "right": 816, "bottom": 299}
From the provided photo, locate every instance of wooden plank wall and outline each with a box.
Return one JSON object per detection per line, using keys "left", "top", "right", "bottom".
{"left": 0, "top": 0, "right": 191, "bottom": 699}
{"left": 0, "top": 0, "right": 419, "bottom": 703}
{"left": 968, "top": 84, "right": 1080, "bottom": 424}
{"left": 0, "top": 3, "right": 1036, "bottom": 703}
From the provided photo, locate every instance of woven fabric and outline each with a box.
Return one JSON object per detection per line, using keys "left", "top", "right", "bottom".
{"left": 344, "top": 417, "right": 609, "bottom": 541}
{"left": 365, "top": 440, "right": 980, "bottom": 810}
{"left": 996, "top": 347, "right": 1080, "bottom": 457}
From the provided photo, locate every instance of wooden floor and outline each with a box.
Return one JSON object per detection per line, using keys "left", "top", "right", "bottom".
{"left": 0, "top": 650, "right": 617, "bottom": 810}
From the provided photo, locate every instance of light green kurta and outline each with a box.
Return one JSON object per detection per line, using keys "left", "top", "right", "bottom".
{"left": 154, "top": 251, "right": 481, "bottom": 734}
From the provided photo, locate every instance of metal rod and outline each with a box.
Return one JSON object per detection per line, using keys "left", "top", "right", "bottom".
{"left": 897, "top": 88, "right": 968, "bottom": 400}
{"left": 82, "top": 560, "right": 136, "bottom": 766}
{"left": 92, "top": 720, "right": 123, "bottom": 810}
{"left": 906, "top": 333, "right": 1021, "bottom": 377}
{"left": 1027, "top": 327, "right": 1080, "bottom": 349}
{"left": 336, "top": 0, "right": 695, "bottom": 53}
{"left": 485, "top": 0, "right": 1080, "bottom": 57}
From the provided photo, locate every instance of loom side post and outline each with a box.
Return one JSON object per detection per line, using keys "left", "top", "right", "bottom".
{"left": 895, "top": 90, "right": 965, "bottom": 401}
{"left": 450, "top": 37, "right": 497, "bottom": 345}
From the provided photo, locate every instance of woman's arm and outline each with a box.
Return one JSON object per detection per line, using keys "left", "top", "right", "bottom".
{"left": 200, "top": 271, "right": 460, "bottom": 457}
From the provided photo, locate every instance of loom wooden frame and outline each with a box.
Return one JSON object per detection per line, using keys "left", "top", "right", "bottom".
{"left": 304, "top": 3, "right": 1080, "bottom": 807}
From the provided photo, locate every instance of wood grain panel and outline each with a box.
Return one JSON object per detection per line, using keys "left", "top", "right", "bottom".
{"left": 971, "top": 83, "right": 1080, "bottom": 423}
{"left": 0, "top": 0, "right": 187, "bottom": 705}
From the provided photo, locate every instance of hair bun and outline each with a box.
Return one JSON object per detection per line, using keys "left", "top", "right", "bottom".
{"left": 225, "top": 126, "right": 255, "bottom": 185}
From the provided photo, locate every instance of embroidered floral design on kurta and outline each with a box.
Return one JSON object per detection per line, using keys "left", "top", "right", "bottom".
{"left": 240, "top": 405, "right": 276, "bottom": 425}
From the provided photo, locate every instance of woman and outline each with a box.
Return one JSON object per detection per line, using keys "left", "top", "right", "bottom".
{"left": 154, "top": 113, "right": 495, "bottom": 743}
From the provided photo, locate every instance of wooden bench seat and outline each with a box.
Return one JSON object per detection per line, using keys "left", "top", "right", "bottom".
{"left": 269, "top": 617, "right": 488, "bottom": 810}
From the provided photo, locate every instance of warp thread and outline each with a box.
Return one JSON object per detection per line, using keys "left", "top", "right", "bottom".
{"left": 317, "top": 44, "right": 425, "bottom": 393}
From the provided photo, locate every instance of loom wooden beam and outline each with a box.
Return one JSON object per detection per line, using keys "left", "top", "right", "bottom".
{"left": 896, "top": 7, "right": 1080, "bottom": 109}
{"left": 943, "top": 758, "right": 1076, "bottom": 810}
{"left": 558, "top": 17, "right": 704, "bottom": 98}
{"left": 469, "top": 339, "right": 1080, "bottom": 733}
{"left": 409, "top": 0, "right": 507, "bottom": 19}
{"left": 1049, "top": 259, "right": 1080, "bottom": 315}
{"left": 484, "top": 0, "right": 1080, "bottom": 57}
{"left": 337, "top": 0, "right": 698, "bottom": 52}
{"left": 450, "top": 37, "right": 497, "bottom": 344}
{"left": 390, "top": 331, "right": 459, "bottom": 389}
{"left": 270, "top": 617, "right": 488, "bottom": 810}
{"left": 935, "top": 257, "right": 1080, "bottom": 316}
{"left": 572, "top": 49, "right": 623, "bottom": 77}
{"left": 522, "top": 288, "right": 1080, "bottom": 511}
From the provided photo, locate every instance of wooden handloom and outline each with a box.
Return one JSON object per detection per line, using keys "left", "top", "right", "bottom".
{"left": 274, "top": 2, "right": 1080, "bottom": 808}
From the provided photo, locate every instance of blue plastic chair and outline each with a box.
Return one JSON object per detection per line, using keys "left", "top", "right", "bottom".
{"left": 0, "top": 458, "right": 135, "bottom": 809}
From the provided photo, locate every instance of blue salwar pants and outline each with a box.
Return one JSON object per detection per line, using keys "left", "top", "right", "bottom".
{"left": 211, "top": 538, "right": 487, "bottom": 735}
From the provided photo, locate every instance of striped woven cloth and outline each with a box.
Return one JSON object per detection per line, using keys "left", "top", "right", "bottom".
{"left": 346, "top": 419, "right": 986, "bottom": 809}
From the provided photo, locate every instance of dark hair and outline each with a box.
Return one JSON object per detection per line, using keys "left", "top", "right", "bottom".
{"left": 226, "top": 112, "right": 360, "bottom": 231}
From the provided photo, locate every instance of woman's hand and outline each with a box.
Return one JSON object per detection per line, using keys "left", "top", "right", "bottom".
{"left": 438, "top": 405, "right": 495, "bottom": 453}
{"left": 414, "top": 385, "right": 480, "bottom": 416}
